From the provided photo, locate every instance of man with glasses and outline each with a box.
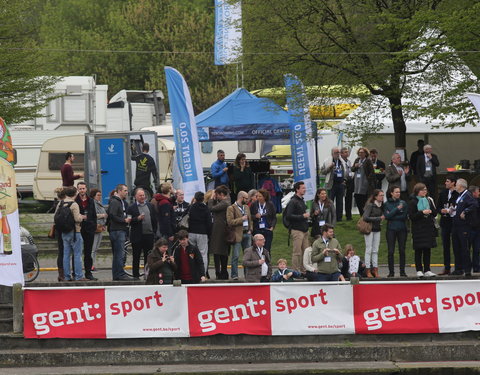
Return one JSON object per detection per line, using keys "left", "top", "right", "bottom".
{"left": 320, "top": 147, "right": 346, "bottom": 222}
{"left": 227, "top": 191, "right": 252, "bottom": 280}
{"left": 243, "top": 234, "right": 272, "bottom": 282}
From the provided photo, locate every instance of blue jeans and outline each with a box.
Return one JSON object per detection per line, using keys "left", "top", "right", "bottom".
{"left": 231, "top": 233, "right": 252, "bottom": 279}
{"left": 317, "top": 272, "right": 341, "bottom": 281}
{"left": 62, "top": 231, "right": 84, "bottom": 281}
{"left": 110, "top": 230, "right": 127, "bottom": 280}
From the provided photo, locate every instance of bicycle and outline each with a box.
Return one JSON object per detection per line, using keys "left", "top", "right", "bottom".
{"left": 122, "top": 239, "right": 144, "bottom": 278}
{"left": 22, "top": 251, "right": 40, "bottom": 283}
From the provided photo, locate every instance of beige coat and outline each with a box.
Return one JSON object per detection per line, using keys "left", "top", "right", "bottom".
{"left": 208, "top": 198, "right": 230, "bottom": 256}
{"left": 55, "top": 197, "right": 83, "bottom": 232}
{"left": 242, "top": 246, "right": 272, "bottom": 282}
{"left": 226, "top": 203, "right": 253, "bottom": 243}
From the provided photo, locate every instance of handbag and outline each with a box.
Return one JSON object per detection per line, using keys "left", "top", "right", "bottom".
{"left": 48, "top": 224, "right": 56, "bottom": 239}
{"left": 95, "top": 224, "right": 106, "bottom": 233}
{"left": 356, "top": 217, "right": 372, "bottom": 235}
{"left": 225, "top": 225, "right": 237, "bottom": 244}
{"left": 178, "top": 214, "right": 189, "bottom": 230}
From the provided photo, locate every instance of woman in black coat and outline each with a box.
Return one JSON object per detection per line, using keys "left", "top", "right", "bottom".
{"left": 250, "top": 189, "right": 277, "bottom": 252}
{"left": 408, "top": 183, "right": 437, "bottom": 278}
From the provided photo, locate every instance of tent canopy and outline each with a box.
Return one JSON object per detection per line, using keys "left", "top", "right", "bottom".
{"left": 195, "top": 88, "right": 290, "bottom": 141}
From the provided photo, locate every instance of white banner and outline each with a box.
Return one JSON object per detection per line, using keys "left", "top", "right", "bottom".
{"left": 270, "top": 283, "right": 355, "bottom": 335}
{"left": 164, "top": 67, "right": 205, "bottom": 202}
{"left": 436, "top": 281, "right": 480, "bottom": 333}
{"left": 284, "top": 74, "right": 317, "bottom": 201}
{"left": 105, "top": 286, "right": 189, "bottom": 338}
{"left": 214, "top": 0, "right": 242, "bottom": 65}
{"left": 467, "top": 93, "right": 480, "bottom": 118}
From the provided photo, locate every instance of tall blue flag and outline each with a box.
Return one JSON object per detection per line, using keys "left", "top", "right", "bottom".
{"left": 284, "top": 74, "right": 316, "bottom": 201}
{"left": 214, "top": 0, "right": 242, "bottom": 65}
{"left": 164, "top": 67, "right": 205, "bottom": 201}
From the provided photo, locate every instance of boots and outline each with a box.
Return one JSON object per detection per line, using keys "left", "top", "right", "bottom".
{"left": 57, "top": 268, "right": 65, "bottom": 282}
{"left": 372, "top": 267, "right": 379, "bottom": 278}
{"left": 366, "top": 268, "right": 373, "bottom": 278}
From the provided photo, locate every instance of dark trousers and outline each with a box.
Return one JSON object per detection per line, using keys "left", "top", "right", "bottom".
{"left": 354, "top": 194, "right": 368, "bottom": 216}
{"left": 131, "top": 234, "right": 154, "bottom": 278}
{"left": 254, "top": 228, "right": 273, "bottom": 254}
{"left": 329, "top": 183, "right": 345, "bottom": 221}
{"left": 424, "top": 177, "right": 437, "bottom": 200}
{"left": 81, "top": 228, "right": 95, "bottom": 276}
{"left": 386, "top": 229, "right": 407, "bottom": 274}
{"left": 344, "top": 179, "right": 354, "bottom": 220}
{"left": 214, "top": 254, "right": 229, "bottom": 279}
{"left": 414, "top": 248, "right": 431, "bottom": 272}
{"left": 453, "top": 223, "right": 471, "bottom": 273}
{"left": 440, "top": 221, "right": 453, "bottom": 271}
{"left": 468, "top": 229, "right": 480, "bottom": 272}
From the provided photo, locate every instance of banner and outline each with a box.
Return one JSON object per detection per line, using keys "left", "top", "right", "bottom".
{"left": 270, "top": 283, "right": 354, "bottom": 335}
{"left": 284, "top": 75, "right": 317, "bottom": 201}
{"left": 197, "top": 124, "right": 289, "bottom": 141}
{"left": 214, "top": 0, "right": 242, "bottom": 65}
{"left": 23, "top": 281, "right": 480, "bottom": 339}
{"left": 164, "top": 67, "right": 205, "bottom": 202}
{"left": 467, "top": 92, "right": 480, "bottom": 117}
{"left": 0, "top": 122, "right": 24, "bottom": 286}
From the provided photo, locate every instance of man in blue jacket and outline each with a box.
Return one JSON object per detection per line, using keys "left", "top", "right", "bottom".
{"left": 210, "top": 149, "right": 229, "bottom": 187}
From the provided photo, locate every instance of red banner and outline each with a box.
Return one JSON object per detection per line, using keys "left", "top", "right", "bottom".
{"left": 23, "top": 281, "right": 480, "bottom": 339}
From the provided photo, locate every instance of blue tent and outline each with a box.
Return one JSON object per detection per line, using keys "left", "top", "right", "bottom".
{"left": 195, "top": 88, "right": 290, "bottom": 141}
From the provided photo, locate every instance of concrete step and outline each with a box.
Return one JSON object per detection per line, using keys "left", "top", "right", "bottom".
{"left": 0, "top": 333, "right": 479, "bottom": 367}
{"left": 0, "top": 304, "right": 12, "bottom": 319}
{"left": 0, "top": 318, "right": 12, "bottom": 334}
{"left": 0, "top": 286, "right": 12, "bottom": 304}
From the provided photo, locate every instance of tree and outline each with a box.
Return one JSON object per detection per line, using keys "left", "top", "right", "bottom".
{"left": 0, "top": 0, "right": 57, "bottom": 124}
{"left": 242, "top": 0, "right": 480, "bottom": 148}
{"left": 38, "top": 0, "right": 236, "bottom": 112}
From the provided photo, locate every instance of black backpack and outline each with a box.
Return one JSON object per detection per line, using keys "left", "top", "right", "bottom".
{"left": 282, "top": 201, "right": 292, "bottom": 230}
{"left": 54, "top": 201, "right": 76, "bottom": 233}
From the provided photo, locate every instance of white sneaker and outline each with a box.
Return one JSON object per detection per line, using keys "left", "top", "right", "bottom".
{"left": 416, "top": 271, "right": 424, "bottom": 277}
{"left": 424, "top": 271, "right": 436, "bottom": 277}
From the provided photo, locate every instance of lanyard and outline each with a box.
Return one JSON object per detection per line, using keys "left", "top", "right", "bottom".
{"left": 259, "top": 203, "right": 266, "bottom": 215}
{"left": 236, "top": 203, "right": 245, "bottom": 215}
{"left": 456, "top": 190, "right": 467, "bottom": 204}
{"left": 256, "top": 247, "right": 264, "bottom": 259}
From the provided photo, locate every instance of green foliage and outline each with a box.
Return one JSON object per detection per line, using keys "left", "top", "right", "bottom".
{"left": 0, "top": 0, "right": 57, "bottom": 124}
{"left": 38, "top": 0, "right": 235, "bottom": 112}
{"left": 242, "top": 0, "right": 480, "bottom": 147}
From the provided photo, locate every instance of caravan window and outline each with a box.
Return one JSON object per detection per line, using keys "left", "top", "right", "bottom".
{"left": 201, "top": 142, "right": 213, "bottom": 154}
{"left": 48, "top": 153, "right": 85, "bottom": 171}
{"left": 238, "top": 140, "right": 256, "bottom": 154}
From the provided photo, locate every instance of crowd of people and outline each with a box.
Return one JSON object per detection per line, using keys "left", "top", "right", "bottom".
{"left": 53, "top": 141, "right": 480, "bottom": 284}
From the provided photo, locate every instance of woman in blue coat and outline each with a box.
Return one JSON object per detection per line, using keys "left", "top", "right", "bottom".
{"left": 384, "top": 186, "right": 408, "bottom": 277}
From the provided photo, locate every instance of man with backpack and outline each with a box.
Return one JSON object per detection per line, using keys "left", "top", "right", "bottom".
{"left": 54, "top": 186, "right": 88, "bottom": 281}
{"left": 284, "top": 181, "right": 310, "bottom": 273}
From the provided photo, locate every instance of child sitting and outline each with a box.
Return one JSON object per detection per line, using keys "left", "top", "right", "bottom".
{"left": 341, "top": 244, "right": 365, "bottom": 279}
{"left": 146, "top": 238, "right": 177, "bottom": 285}
{"left": 271, "top": 258, "right": 301, "bottom": 282}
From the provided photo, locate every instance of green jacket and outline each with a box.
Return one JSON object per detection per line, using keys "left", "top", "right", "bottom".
{"left": 311, "top": 237, "right": 343, "bottom": 274}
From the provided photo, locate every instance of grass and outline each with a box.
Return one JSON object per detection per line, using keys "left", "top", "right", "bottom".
{"left": 269, "top": 214, "right": 444, "bottom": 266}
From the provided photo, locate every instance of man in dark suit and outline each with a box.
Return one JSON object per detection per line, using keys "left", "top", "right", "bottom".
{"left": 452, "top": 178, "right": 478, "bottom": 276}
{"left": 416, "top": 144, "right": 440, "bottom": 199}
{"left": 127, "top": 188, "right": 158, "bottom": 279}
{"left": 436, "top": 175, "right": 459, "bottom": 275}
{"left": 369, "top": 149, "right": 386, "bottom": 190}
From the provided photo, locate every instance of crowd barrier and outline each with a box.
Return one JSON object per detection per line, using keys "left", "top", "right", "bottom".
{"left": 23, "top": 280, "right": 480, "bottom": 338}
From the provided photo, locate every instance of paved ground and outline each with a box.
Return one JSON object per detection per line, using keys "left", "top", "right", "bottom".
{"left": 29, "top": 254, "right": 468, "bottom": 284}
{"left": 2, "top": 361, "right": 480, "bottom": 375}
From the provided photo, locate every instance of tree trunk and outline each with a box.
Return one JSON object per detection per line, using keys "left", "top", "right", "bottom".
{"left": 388, "top": 96, "right": 407, "bottom": 149}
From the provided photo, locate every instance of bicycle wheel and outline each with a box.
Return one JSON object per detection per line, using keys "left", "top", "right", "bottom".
{"left": 123, "top": 240, "right": 145, "bottom": 277}
{"left": 23, "top": 252, "right": 40, "bottom": 283}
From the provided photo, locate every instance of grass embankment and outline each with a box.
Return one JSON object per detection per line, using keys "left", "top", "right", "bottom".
{"left": 270, "top": 214, "right": 444, "bottom": 266}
